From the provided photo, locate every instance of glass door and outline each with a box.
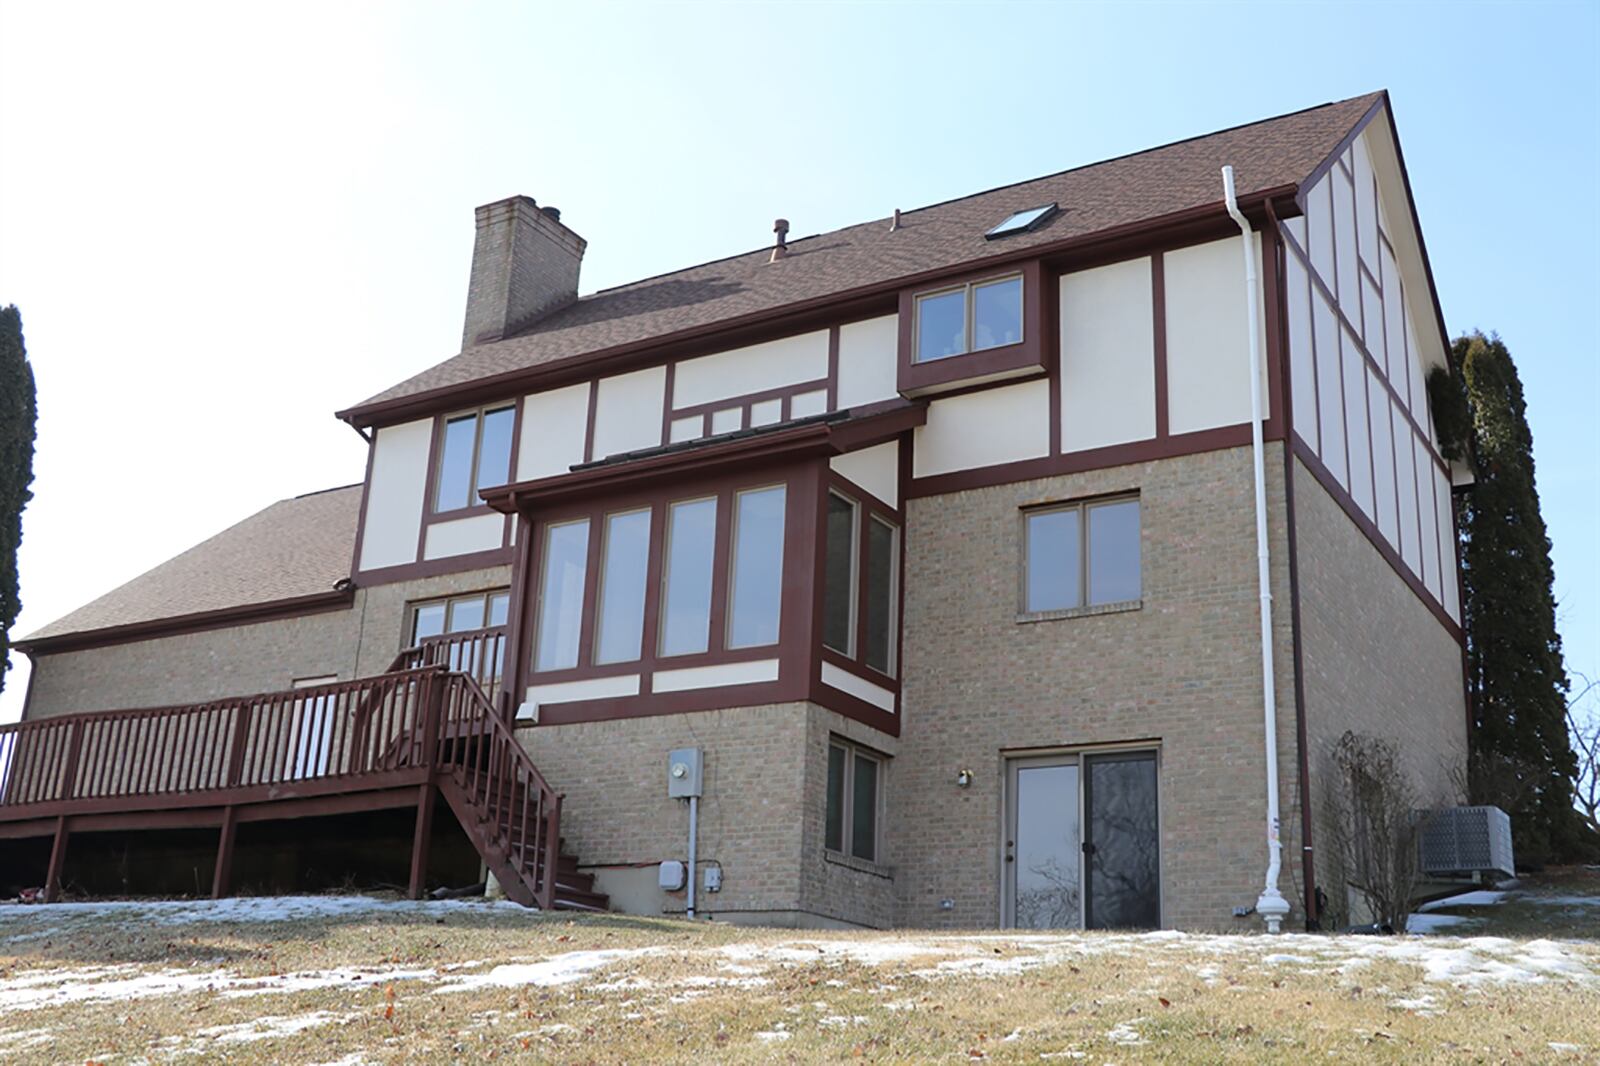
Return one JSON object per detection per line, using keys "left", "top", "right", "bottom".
{"left": 1004, "top": 750, "right": 1160, "bottom": 930}
{"left": 1083, "top": 751, "right": 1160, "bottom": 929}
{"left": 1005, "top": 757, "right": 1082, "bottom": 929}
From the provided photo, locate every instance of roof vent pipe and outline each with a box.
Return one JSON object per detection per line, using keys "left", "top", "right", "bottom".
{"left": 770, "top": 218, "right": 789, "bottom": 262}
{"left": 1223, "top": 165, "right": 1291, "bottom": 935}
{"left": 890, "top": 208, "right": 902, "bottom": 232}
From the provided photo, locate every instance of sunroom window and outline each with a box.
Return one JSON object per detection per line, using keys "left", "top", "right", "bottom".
{"left": 822, "top": 490, "right": 900, "bottom": 678}
{"left": 913, "top": 274, "right": 1023, "bottom": 363}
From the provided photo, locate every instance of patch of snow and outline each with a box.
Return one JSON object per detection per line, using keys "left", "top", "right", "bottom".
{"left": 1406, "top": 913, "right": 1478, "bottom": 933}
{"left": 1415, "top": 890, "right": 1512, "bottom": 912}
{"left": 437, "top": 948, "right": 657, "bottom": 991}
{"left": 755, "top": 1030, "right": 791, "bottom": 1042}
{"left": 1106, "top": 1020, "right": 1147, "bottom": 1046}
{"left": 193, "top": 1010, "right": 349, "bottom": 1045}
{"left": 1549, "top": 1043, "right": 1584, "bottom": 1054}
{"left": 0, "top": 962, "right": 437, "bottom": 1012}
{"left": 1529, "top": 896, "right": 1600, "bottom": 906}
{"left": 0, "top": 1029, "right": 53, "bottom": 1052}
{"left": 1263, "top": 953, "right": 1314, "bottom": 964}
{"left": 0, "top": 894, "right": 528, "bottom": 938}
{"left": 1387, "top": 993, "right": 1440, "bottom": 1016}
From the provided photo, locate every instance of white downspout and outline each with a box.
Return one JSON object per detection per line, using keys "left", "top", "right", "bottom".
{"left": 686, "top": 794, "right": 699, "bottom": 920}
{"left": 1222, "top": 166, "right": 1291, "bottom": 934}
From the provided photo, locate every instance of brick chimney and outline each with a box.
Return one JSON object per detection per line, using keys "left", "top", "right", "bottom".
{"left": 461, "top": 195, "right": 586, "bottom": 348}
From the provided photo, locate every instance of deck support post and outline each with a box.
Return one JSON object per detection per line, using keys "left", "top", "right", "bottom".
{"left": 409, "top": 783, "right": 435, "bottom": 899}
{"left": 212, "top": 806, "right": 238, "bottom": 899}
{"left": 44, "top": 815, "right": 69, "bottom": 903}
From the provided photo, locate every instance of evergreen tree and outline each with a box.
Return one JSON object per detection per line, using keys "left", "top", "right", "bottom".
{"left": 1449, "top": 331, "right": 1586, "bottom": 863}
{"left": 0, "top": 305, "right": 36, "bottom": 695}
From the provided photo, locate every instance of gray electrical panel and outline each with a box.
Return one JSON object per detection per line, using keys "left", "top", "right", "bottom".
{"left": 667, "top": 747, "right": 703, "bottom": 798}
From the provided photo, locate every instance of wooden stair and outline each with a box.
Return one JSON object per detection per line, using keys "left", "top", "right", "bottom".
{"left": 431, "top": 676, "right": 607, "bottom": 912}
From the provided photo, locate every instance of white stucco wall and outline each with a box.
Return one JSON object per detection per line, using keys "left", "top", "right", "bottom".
{"left": 518, "top": 382, "right": 590, "bottom": 481}
{"left": 1059, "top": 256, "right": 1156, "bottom": 453}
{"left": 672, "top": 331, "right": 829, "bottom": 410}
{"left": 358, "top": 419, "right": 431, "bottom": 571}
{"left": 835, "top": 315, "right": 899, "bottom": 411}
{"left": 912, "top": 379, "right": 1050, "bottom": 478}
{"left": 1162, "top": 234, "right": 1270, "bottom": 436}
{"left": 592, "top": 366, "right": 667, "bottom": 461}
{"left": 423, "top": 512, "right": 505, "bottom": 560}
{"left": 830, "top": 442, "right": 899, "bottom": 508}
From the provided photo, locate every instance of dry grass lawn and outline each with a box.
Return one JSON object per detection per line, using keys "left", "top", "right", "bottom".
{"left": 1, "top": 872, "right": 1597, "bottom": 1064}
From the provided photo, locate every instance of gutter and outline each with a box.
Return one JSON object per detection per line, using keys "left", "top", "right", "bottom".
{"left": 1223, "top": 165, "right": 1291, "bottom": 934}
{"left": 13, "top": 588, "right": 357, "bottom": 656}
{"left": 336, "top": 189, "right": 1301, "bottom": 431}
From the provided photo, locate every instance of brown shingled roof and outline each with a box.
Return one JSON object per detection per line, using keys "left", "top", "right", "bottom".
{"left": 344, "top": 92, "right": 1382, "bottom": 418}
{"left": 20, "top": 484, "right": 361, "bottom": 647}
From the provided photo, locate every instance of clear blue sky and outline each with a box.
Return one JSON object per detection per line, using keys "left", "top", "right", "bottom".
{"left": 0, "top": 0, "right": 1595, "bottom": 719}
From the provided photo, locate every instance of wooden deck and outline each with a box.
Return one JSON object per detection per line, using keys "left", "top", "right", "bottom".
{"left": 0, "top": 630, "right": 603, "bottom": 910}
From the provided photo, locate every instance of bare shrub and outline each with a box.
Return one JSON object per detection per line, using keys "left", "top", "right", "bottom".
{"left": 1322, "top": 731, "right": 1427, "bottom": 930}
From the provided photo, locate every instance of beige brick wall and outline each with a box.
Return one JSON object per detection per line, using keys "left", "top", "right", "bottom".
{"left": 517, "top": 701, "right": 897, "bottom": 928}
{"left": 892, "top": 444, "right": 1301, "bottom": 931}
{"left": 1291, "top": 456, "right": 1469, "bottom": 911}
{"left": 24, "top": 566, "right": 511, "bottom": 716}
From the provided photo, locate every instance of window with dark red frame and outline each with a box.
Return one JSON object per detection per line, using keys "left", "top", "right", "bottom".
{"left": 822, "top": 488, "right": 900, "bottom": 678}
{"left": 528, "top": 477, "right": 793, "bottom": 678}
{"left": 434, "top": 405, "right": 516, "bottom": 513}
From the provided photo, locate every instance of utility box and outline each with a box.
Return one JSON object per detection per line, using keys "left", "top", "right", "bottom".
{"left": 1420, "top": 805, "right": 1515, "bottom": 880}
{"left": 667, "top": 747, "right": 703, "bottom": 798}
{"left": 659, "top": 860, "right": 686, "bottom": 892}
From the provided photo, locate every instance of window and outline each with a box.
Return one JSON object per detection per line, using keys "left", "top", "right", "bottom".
{"left": 984, "top": 202, "right": 1059, "bottom": 240}
{"left": 1023, "top": 496, "right": 1141, "bottom": 613}
{"left": 822, "top": 493, "right": 858, "bottom": 655}
{"left": 863, "top": 516, "right": 898, "bottom": 674}
{"left": 727, "top": 485, "right": 786, "bottom": 649}
{"left": 825, "top": 740, "right": 883, "bottom": 863}
{"left": 914, "top": 274, "right": 1023, "bottom": 363}
{"left": 659, "top": 498, "right": 717, "bottom": 657}
{"left": 410, "top": 589, "right": 511, "bottom": 643}
{"left": 595, "top": 509, "right": 651, "bottom": 664}
{"left": 822, "top": 490, "right": 900, "bottom": 677}
{"left": 535, "top": 519, "right": 590, "bottom": 671}
{"left": 435, "top": 405, "right": 516, "bottom": 512}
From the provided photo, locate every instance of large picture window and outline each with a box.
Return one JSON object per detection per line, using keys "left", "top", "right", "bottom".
{"left": 727, "top": 486, "right": 786, "bottom": 649}
{"left": 1023, "top": 496, "right": 1141, "bottom": 614}
{"left": 435, "top": 404, "right": 516, "bottom": 512}
{"left": 659, "top": 498, "right": 717, "bottom": 657}
{"left": 825, "top": 739, "right": 883, "bottom": 863}
{"left": 594, "top": 509, "right": 651, "bottom": 665}
{"left": 821, "top": 489, "right": 900, "bottom": 677}
{"left": 535, "top": 519, "right": 590, "bottom": 671}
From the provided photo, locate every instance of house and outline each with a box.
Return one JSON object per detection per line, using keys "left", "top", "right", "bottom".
{"left": 1, "top": 91, "right": 1471, "bottom": 931}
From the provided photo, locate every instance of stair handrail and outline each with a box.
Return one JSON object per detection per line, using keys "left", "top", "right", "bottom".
{"left": 436, "top": 671, "right": 561, "bottom": 910}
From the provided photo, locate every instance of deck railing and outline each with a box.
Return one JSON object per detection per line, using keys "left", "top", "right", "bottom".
{"left": 397, "top": 627, "right": 507, "bottom": 707}
{"left": 0, "top": 667, "right": 444, "bottom": 812}
{"left": 435, "top": 672, "right": 561, "bottom": 910}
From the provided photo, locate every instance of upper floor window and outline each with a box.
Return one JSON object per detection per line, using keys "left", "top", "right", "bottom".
{"left": 823, "top": 490, "right": 900, "bottom": 676}
{"left": 411, "top": 588, "right": 511, "bottom": 643}
{"left": 1023, "top": 496, "right": 1141, "bottom": 614}
{"left": 914, "top": 274, "right": 1023, "bottom": 363}
{"left": 436, "top": 404, "right": 516, "bottom": 512}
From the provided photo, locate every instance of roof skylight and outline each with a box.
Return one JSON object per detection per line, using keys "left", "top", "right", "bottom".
{"left": 984, "top": 203, "right": 1059, "bottom": 240}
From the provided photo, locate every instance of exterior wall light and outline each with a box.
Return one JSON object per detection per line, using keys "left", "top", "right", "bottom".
{"left": 955, "top": 768, "right": 973, "bottom": 788}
